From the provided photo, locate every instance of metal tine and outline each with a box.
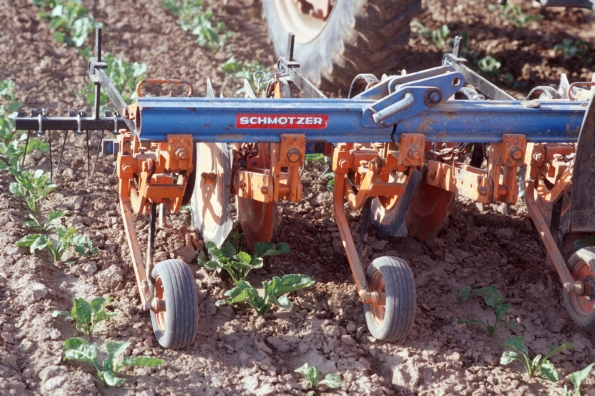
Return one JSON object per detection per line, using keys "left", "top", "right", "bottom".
{"left": 85, "top": 129, "right": 91, "bottom": 186}
{"left": 206, "top": 78, "right": 215, "bottom": 98}
{"left": 48, "top": 133, "right": 53, "bottom": 182}
{"left": 21, "top": 130, "right": 30, "bottom": 169}
{"left": 90, "top": 129, "right": 105, "bottom": 182}
{"left": 56, "top": 109, "right": 75, "bottom": 183}
{"left": 244, "top": 80, "right": 256, "bottom": 98}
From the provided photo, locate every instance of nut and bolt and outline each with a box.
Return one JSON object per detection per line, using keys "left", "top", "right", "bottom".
{"left": 287, "top": 148, "right": 301, "bottom": 163}
{"left": 509, "top": 148, "right": 523, "bottom": 160}
{"left": 533, "top": 152, "right": 544, "bottom": 162}
{"left": 121, "top": 164, "right": 132, "bottom": 173}
{"left": 408, "top": 149, "right": 422, "bottom": 161}
{"left": 260, "top": 186, "right": 268, "bottom": 194}
{"left": 175, "top": 148, "right": 188, "bottom": 160}
{"left": 150, "top": 298, "right": 166, "bottom": 313}
{"left": 430, "top": 92, "right": 441, "bottom": 103}
{"left": 338, "top": 159, "right": 349, "bottom": 169}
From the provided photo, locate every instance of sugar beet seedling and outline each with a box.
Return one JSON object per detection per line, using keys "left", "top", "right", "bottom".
{"left": 13, "top": 26, "right": 595, "bottom": 348}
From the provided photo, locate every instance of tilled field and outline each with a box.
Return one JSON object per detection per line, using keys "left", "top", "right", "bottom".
{"left": 1, "top": 0, "right": 595, "bottom": 395}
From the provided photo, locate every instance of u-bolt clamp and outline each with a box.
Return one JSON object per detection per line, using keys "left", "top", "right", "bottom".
{"left": 76, "top": 114, "right": 82, "bottom": 135}
{"left": 36, "top": 114, "right": 43, "bottom": 136}
{"left": 372, "top": 92, "right": 415, "bottom": 124}
{"left": 113, "top": 113, "right": 118, "bottom": 135}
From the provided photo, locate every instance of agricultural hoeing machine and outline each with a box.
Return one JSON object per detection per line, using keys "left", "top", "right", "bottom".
{"left": 13, "top": 26, "right": 595, "bottom": 349}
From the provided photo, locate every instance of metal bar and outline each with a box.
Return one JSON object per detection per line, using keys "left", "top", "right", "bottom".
{"left": 333, "top": 174, "right": 369, "bottom": 295}
{"left": 97, "top": 69, "right": 135, "bottom": 132}
{"left": 525, "top": 180, "right": 576, "bottom": 286}
{"left": 21, "top": 130, "right": 30, "bottom": 169}
{"left": 93, "top": 26, "right": 102, "bottom": 120}
{"left": 134, "top": 97, "right": 585, "bottom": 143}
{"left": 48, "top": 135, "right": 53, "bottom": 182}
{"left": 119, "top": 198, "right": 151, "bottom": 309}
{"left": 286, "top": 67, "right": 327, "bottom": 99}
{"left": 147, "top": 202, "right": 157, "bottom": 285}
{"left": 444, "top": 57, "right": 515, "bottom": 101}
{"left": 56, "top": 130, "right": 68, "bottom": 181}
{"left": 90, "top": 129, "right": 105, "bottom": 181}
{"left": 15, "top": 117, "right": 131, "bottom": 132}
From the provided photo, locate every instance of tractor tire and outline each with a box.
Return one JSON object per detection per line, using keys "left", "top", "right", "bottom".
{"left": 262, "top": 0, "right": 421, "bottom": 92}
{"left": 150, "top": 259, "right": 198, "bottom": 349}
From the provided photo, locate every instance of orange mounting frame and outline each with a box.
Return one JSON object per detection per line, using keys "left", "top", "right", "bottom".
{"left": 116, "top": 131, "right": 194, "bottom": 310}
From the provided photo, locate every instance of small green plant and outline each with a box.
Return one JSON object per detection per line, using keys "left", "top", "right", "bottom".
{"left": 80, "top": 52, "right": 147, "bottom": 109}
{"left": 295, "top": 362, "right": 343, "bottom": 393}
{"left": 32, "top": 0, "right": 96, "bottom": 47}
{"left": 53, "top": 296, "right": 118, "bottom": 335}
{"left": 200, "top": 241, "right": 290, "bottom": 285}
{"left": 62, "top": 337, "right": 164, "bottom": 386}
{"left": 500, "top": 336, "right": 571, "bottom": 382}
{"left": 15, "top": 224, "right": 98, "bottom": 262}
{"left": 25, "top": 210, "right": 65, "bottom": 232}
{"left": 163, "top": 0, "right": 231, "bottom": 51}
{"left": 9, "top": 169, "right": 57, "bottom": 211}
{"left": 216, "top": 274, "right": 315, "bottom": 316}
{"left": 563, "top": 363, "right": 595, "bottom": 396}
{"left": 453, "top": 285, "right": 499, "bottom": 304}
{"left": 490, "top": 4, "right": 543, "bottom": 28}
{"left": 554, "top": 39, "right": 593, "bottom": 61}
{"left": 221, "top": 56, "right": 268, "bottom": 93}
{"left": 411, "top": 21, "right": 451, "bottom": 48}
{"left": 458, "top": 286, "right": 516, "bottom": 336}
{"left": 477, "top": 56, "right": 501, "bottom": 79}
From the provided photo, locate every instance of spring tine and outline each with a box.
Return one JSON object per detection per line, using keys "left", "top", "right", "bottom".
{"left": 56, "top": 129, "right": 68, "bottom": 183}
{"left": 146, "top": 202, "right": 157, "bottom": 278}
{"left": 357, "top": 198, "right": 372, "bottom": 258}
{"left": 48, "top": 134, "right": 53, "bottom": 182}
{"left": 90, "top": 129, "right": 104, "bottom": 181}
{"left": 21, "top": 130, "right": 30, "bottom": 169}
{"left": 85, "top": 129, "right": 91, "bottom": 185}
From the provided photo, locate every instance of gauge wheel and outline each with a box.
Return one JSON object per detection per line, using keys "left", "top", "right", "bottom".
{"left": 262, "top": 0, "right": 421, "bottom": 91}
{"left": 563, "top": 247, "right": 595, "bottom": 330}
{"left": 363, "top": 256, "right": 416, "bottom": 342}
{"left": 150, "top": 259, "right": 198, "bottom": 349}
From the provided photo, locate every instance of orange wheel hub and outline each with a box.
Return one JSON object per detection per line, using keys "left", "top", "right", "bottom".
{"left": 571, "top": 261, "right": 595, "bottom": 316}
{"left": 154, "top": 277, "right": 166, "bottom": 332}
{"left": 370, "top": 271, "right": 386, "bottom": 326}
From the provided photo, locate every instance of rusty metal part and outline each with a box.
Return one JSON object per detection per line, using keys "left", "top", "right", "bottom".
{"left": 405, "top": 182, "right": 454, "bottom": 246}
{"left": 567, "top": 82, "right": 595, "bottom": 101}
{"left": 237, "top": 196, "right": 278, "bottom": 252}
{"left": 525, "top": 180, "right": 582, "bottom": 291}
{"left": 362, "top": 270, "right": 387, "bottom": 325}
{"left": 136, "top": 79, "right": 194, "bottom": 98}
{"left": 152, "top": 277, "right": 166, "bottom": 330}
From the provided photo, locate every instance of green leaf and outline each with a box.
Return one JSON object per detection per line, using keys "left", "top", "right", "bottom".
{"left": 116, "top": 356, "right": 165, "bottom": 372}
{"left": 204, "top": 261, "right": 220, "bottom": 269}
{"left": 235, "top": 251, "right": 251, "bottom": 264}
{"left": 500, "top": 350, "right": 521, "bottom": 365}
{"left": 71, "top": 297, "right": 93, "bottom": 334}
{"left": 30, "top": 235, "right": 50, "bottom": 253}
{"left": 502, "top": 336, "right": 529, "bottom": 358}
{"left": 269, "top": 274, "right": 315, "bottom": 295}
{"left": 253, "top": 242, "right": 272, "bottom": 258}
{"left": 458, "top": 318, "right": 483, "bottom": 325}
{"left": 494, "top": 303, "right": 510, "bottom": 322}
{"left": 263, "top": 242, "right": 290, "bottom": 257}
{"left": 295, "top": 362, "right": 319, "bottom": 388}
{"left": 63, "top": 337, "right": 97, "bottom": 363}
{"left": 52, "top": 310, "right": 70, "bottom": 318}
{"left": 9, "top": 182, "right": 26, "bottom": 197}
{"left": 320, "top": 373, "right": 343, "bottom": 389}
{"left": 220, "top": 241, "right": 236, "bottom": 258}
{"left": 102, "top": 370, "right": 125, "bottom": 386}
{"left": 568, "top": 362, "right": 595, "bottom": 390}
{"left": 106, "top": 341, "right": 130, "bottom": 363}
{"left": 47, "top": 210, "right": 65, "bottom": 224}
{"left": 544, "top": 342, "right": 572, "bottom": 361}
{"left": 15, "top": 234, "right": 42, "bottom": 248}
{"left": 539, "top": 360, "right": 559, "bottom": 382}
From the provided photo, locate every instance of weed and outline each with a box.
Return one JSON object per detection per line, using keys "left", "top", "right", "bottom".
{"left": 200, "top": 241, "right": 290, "bottom": 284}
{"left": 15, "top": 224, "right": 98, "bottom": 262}
{"left": 25, "top": 211, "right": 65, "bottom": 232}
{"left": 164, "top": 0, "right": 231, "bottom": 51}
{"left": 80, "top": 52, "right": 147, "bottom": 109}
{"left": 295, "top": 362, "right": 343, "bottom": 393}
{"left": 53, "top": 296, "right": 118, "bottom": 335}
{"left": 563, "top": 363, "right": 595, "bottom": 396}
{"left": 458, "top": 286, "right": 517, "bottom": 336}
{"left": 554, "top": 39, "right": 593, "bottom": 61}
{"left": 216, "top": 274, "right": 315, "bottom": 316}
{"left": 62, "top": 337, "right": 164, "bottom": 386}
{"left": 9, "top": 169, "right": 57, "bottom": 211}
{"left": 452, "top": 286, "right": 475, "bottom": 304}
{"left": 411, "top": 21, "right": 451, "bottom": 48}
{"left": 500, "top": 336, "right": 571, "bottom": 381}
{"left": 221, "top": 56, "right": 268, "bottom": 93}
{"left": 490, "top": 4, "right": 543, "bottom": 29}
{"left": 477, "top": 56, "right": 501, "bottom": 79}
{"left": 32, "top": 0, "right": 96, "bottom": 47}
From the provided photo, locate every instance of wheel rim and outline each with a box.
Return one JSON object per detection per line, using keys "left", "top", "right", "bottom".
{"left": 272, "top": 0, "right": 330, "bottom": 43}
{"left": 370, "top": 271, "right": 386, "bottom": 326}
{"left": 571, "top": 261, "right": 595, "bottom": 316}
{"left": 154, "top": 276, "right": 166, "bottom": 332}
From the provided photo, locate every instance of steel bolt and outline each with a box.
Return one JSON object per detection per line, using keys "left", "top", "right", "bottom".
{"left": 430, "top": 92, "right": 441, "bottom": 103}
{"left": 533, "top": 153, "right": 544, "bottom": 162}
{"left": 408, "top": 149, "right": 422, "bottom": 161}
{"left": 260, "top": 186, "right": 268, "bottom": 194}
{"left": 509, "top": 148, "right": 523, "bottom": 160}
{"left": 287, "top": 148, "right": 301, "bottom": 163}
{"left": 175, "top": 148, "right": 188, "bottom": 160}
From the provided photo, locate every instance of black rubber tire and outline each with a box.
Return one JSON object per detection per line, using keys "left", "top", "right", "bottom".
{"left": 150, "top": 259, "right": 198, "bottom": 349}
{"left": 262, "top": 0, "right": 421, "bottom": 91}
{"left": 563, "top": 247, "right": 595, "bottom": 330}
{"left": 363, "top": 256, "right": 416, "bottom": 342}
